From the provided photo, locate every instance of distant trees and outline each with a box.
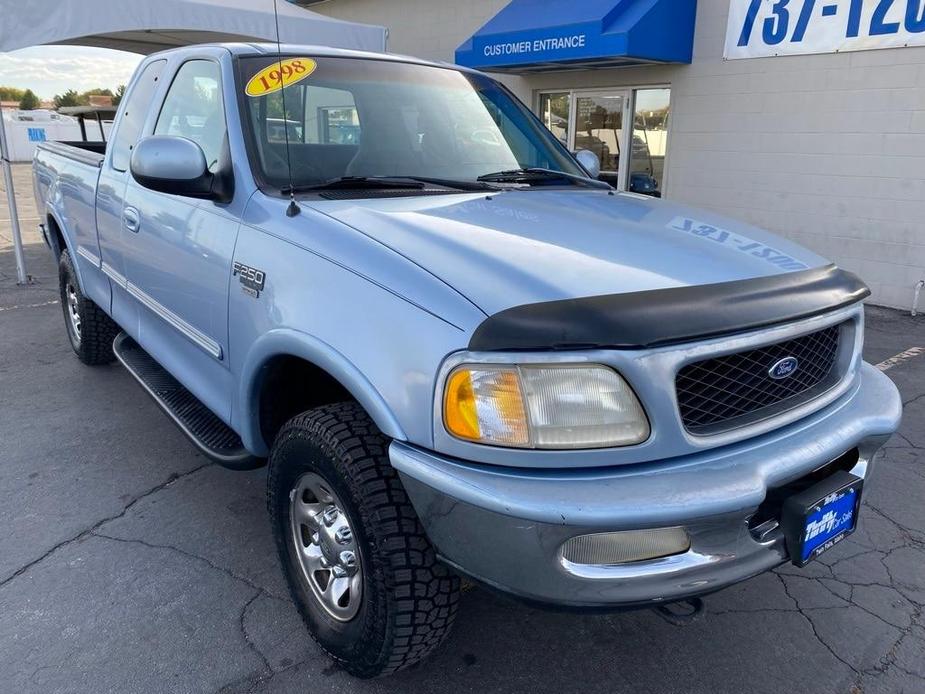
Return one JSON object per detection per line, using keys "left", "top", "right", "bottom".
{"left": 53, "top": 89, "right": 82, "bottom": 109}
{"left": 53, "top": 87, "right": 116, "bottom": 110}
{"left": 18, "top": 89, "right": 40, "bottom": 110}
{"left": 0, "top": 86, "right": 26, "bottom": 102}
{"left": 112, "top": 84, "right": 126, "bottom": 107}
{"left": 2, "top": 85, "right": 124, "bottom": 111}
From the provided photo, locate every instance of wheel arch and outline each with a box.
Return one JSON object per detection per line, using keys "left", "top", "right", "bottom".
{"left": 238, "top": 329, "right": 407, "bottom": 457}
{"left": 45, "top": 211, "right": 68, "bottom": 260}
{"left": 44, "top": 207, "right": 90, "bottom": 295}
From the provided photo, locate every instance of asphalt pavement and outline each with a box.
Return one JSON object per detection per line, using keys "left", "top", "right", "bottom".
{"left": 1, "top": 166, "right": 924, "bottom": 693}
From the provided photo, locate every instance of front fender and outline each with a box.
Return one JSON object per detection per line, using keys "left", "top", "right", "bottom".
{"left": 236, "top": 328, "right": 407, "bottom": 457}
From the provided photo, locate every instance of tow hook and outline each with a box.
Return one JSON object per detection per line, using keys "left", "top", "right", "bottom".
{"left": 653, "top": 597, "right": 705, "bottom": 626}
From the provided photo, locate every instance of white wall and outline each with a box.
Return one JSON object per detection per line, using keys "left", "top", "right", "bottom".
{"left": 1, "top": 115, "right": 113, "bottom": 162}
{"left": 315, "top": 0, "right": 925, "bottom": 309}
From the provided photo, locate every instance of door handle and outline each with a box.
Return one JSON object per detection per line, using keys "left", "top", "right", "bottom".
{"left": 123, "top": 206, "right": 140, "bottom": 233}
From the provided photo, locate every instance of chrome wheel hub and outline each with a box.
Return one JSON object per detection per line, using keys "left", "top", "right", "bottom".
{"left": 66, "top": 283, "right": 81, "bottom": 343}
{"left": 289, "top": 472, "right": 362, "bottom": 622}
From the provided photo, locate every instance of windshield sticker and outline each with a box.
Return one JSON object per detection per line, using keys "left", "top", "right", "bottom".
{"left": 667, "top": 217, "right": 808, "bottom": 271}
{"left": 245, "top": 58, "right": 317, "bottom": 97}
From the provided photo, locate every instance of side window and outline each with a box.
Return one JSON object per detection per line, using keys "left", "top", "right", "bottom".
{"left": 154, "top": 60, "right": 227, "bottom": 171}
{"left": 111, "top": 59, "right": 167, "bottom": 172}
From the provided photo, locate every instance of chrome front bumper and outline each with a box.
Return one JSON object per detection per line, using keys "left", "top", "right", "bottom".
{"left": 391, "top": 363, "right": 902, "bottom": 607}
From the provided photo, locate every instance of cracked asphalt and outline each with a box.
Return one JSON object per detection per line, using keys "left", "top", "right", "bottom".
{"left": 2, "top": 181, "right": 924, "bottom": 691}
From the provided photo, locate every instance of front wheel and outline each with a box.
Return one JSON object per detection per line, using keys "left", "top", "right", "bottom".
{"left": 58, "top": 250, "right": 119, "bottom": 365}
{"left": 267, "top": 403, "right": 459, "bottom": 678}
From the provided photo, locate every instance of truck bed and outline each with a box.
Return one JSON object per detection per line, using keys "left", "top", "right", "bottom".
{"left": 36, "top": 140, "right": 106, "bottom": 167}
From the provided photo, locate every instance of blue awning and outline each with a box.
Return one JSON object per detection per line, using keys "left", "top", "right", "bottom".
{"left": 456, "top": 0, "right": 697, "bottom": 72}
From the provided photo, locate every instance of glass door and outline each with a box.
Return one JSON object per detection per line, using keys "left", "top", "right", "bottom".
{"left": 538, "top": 92, "right": 570, "bottom": 148}
{"left": 568, "top": 90, "right": 629, "bottom": 188}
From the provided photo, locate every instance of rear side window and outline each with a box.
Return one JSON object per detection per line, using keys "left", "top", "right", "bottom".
{"left": 111, "top": 59, "right": 167, "bottom": 172}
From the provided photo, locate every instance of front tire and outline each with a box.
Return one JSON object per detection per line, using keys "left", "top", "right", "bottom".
{"left": 58, "top": 250, "right": 119, "bottom": 365}
{"left": 267, "top": 403, "right": 459, "bottom": 678}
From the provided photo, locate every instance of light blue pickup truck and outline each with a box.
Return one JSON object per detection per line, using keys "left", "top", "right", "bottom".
{"left": 33, "top": 43, "right": 902, "bottom": 677}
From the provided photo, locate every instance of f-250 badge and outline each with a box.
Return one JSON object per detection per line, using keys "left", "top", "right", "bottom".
{"left": 233, "top": 262, "right": 266, "bottom": 298}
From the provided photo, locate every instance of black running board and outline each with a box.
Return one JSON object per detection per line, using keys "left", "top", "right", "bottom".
{"left": 113, "top": 333, "right": 260, "bottom": 469}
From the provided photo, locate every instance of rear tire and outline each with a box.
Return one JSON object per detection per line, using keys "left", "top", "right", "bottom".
{"left": 267, "top": 402, "right": 459, "bottom": 678}
{"left": 58, "top": 249, "right": 119, "bottom": 365}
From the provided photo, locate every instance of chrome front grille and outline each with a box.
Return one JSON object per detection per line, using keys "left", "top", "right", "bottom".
{"left": 676, "top": 323, "right": 843, "bottom": 435}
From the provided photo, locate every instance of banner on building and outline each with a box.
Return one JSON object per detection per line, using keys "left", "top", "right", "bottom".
{"left": 725, "top": 0, "right": 925, "bottom": 59}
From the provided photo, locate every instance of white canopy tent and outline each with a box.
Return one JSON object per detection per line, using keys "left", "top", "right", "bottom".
{"left": 0, "top": 0, "right": 387, "bottom": 283}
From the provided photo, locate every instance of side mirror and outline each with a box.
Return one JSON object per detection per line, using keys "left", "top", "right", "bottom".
{"left": 574, "top": 149, "right": 601, "bottom": 179}
{"left": 130, "top": 136, "right": 230, "bottom": 201}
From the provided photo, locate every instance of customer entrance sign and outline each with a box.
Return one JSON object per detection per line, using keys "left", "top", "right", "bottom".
{"left": 725, "top": 0, "right": 925, "bottom": 59}
{"left": 456, "top": 0, "right": 697, "bottom": 71}
{"left": 482, "top": 33, "right": 588, "bottom": 59}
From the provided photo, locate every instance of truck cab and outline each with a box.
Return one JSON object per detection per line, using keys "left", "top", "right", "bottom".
{"left": 33, "top": 43, "right": 902, "bottom": 678}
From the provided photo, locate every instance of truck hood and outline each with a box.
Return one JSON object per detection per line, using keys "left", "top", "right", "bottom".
{"left": 312, "top": 189, "right": 830, "bottom": 317}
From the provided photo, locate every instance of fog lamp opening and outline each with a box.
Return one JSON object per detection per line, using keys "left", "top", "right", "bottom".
{"left": 560, "top": 528, "right": 691, "bottom": 566}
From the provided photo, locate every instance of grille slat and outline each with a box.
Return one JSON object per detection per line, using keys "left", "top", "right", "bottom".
{"left": 676, "top": 324, "right": 842, "bottom": 435}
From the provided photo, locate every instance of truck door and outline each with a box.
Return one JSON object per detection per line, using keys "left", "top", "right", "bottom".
{"left": 121, "top": 58, "right": 238, "bottom": 422}
{"left": 95, "top": 59, "right": 166, "bottom": 329}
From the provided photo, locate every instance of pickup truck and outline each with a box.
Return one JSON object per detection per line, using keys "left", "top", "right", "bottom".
{"left": 33, "top": 43, "right": 902, "bottom": 678}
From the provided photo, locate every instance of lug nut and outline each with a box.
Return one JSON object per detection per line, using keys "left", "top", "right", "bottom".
{"left": 322, "top": 506, "right": 339, "bottom": 527}
{"left": 331, "top": 565, "right": 348, "bottom": 578}
{"left": 339, "top": 550, "right": 357, "bottom": 569}
{"left": 335, "top": 527, "right": 353, "bottom": 545}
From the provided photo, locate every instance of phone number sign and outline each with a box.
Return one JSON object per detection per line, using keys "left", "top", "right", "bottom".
{"left": 725, "top": 0, "right": 925, "bottom": 59}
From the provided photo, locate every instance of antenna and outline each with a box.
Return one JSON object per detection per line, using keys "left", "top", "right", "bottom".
{"left": 273, "top": 0, "right": 300, "bottom": 217}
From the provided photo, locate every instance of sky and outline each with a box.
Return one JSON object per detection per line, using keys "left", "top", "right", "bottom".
{"left": 0, "top": 46, "right": 142, "bottom": 100}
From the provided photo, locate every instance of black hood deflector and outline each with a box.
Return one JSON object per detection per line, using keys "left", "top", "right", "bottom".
{"left": 469, "top": 265, "right": 869, "bottom": 352}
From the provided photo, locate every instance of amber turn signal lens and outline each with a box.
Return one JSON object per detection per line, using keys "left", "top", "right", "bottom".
{"left": 443, "top": 367, "right": 529, "bottom": 446}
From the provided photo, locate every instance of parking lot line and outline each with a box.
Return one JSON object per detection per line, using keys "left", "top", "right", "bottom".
{"left": 0, "top": 299, "right": 58, "bottom": 312}
{"left": 876, "top": 346, "right": 925, "bottom": 371}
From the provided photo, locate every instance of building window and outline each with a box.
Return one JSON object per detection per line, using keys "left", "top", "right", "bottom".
{"left": 536, "top": 87, "right": 671, "bottom": 197}
{"left": 629, "top": 88, "right": 670, "bottom": 198}
{"left": 538, "top": 92, "right": 569, "bottom": 146}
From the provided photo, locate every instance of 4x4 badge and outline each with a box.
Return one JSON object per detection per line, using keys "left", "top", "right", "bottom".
{"left": 233, "top": 262, "right": 266, "bottom": 298}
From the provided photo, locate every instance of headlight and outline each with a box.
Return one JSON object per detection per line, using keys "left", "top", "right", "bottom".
{"left": 442, "top": 364, "right": 649, "bottom": 449}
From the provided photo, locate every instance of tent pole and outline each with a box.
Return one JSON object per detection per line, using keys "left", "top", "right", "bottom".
{"left": 0, "top": 104, "right": 28, "bottom": 285}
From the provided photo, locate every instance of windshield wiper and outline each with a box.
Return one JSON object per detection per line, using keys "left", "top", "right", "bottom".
{"left": 477, "top": 168, "right": 612, "bottom": 190}
{"left": 282, "top": 176, "right": 428, "bottom": 195}
{"left": 392, "top": 175, "right": 499, "bottom": 192}
{"left": 282, "top": 175, "right": 497, "bottom": 195}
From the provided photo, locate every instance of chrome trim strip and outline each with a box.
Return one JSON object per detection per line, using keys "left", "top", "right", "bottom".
{"left": 75, "top": 246, "right": 101, "bottom": 267}
{"left": 101, "top": 261, "right": 127, "bottom": 288}
{"left": 125, "top": 281, "right": 223, "bottom": 360}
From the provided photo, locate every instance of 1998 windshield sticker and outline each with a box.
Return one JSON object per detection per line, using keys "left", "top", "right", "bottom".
{"left": 667, "top": 217, "right": 808, "bottom": 271}
{"left": 245, "top": 58, "right": 317, "bottom": 97}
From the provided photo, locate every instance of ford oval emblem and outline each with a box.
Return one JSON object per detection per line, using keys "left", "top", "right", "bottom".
{"left": 769, "top": 356, "right": 799, "bottom": 380}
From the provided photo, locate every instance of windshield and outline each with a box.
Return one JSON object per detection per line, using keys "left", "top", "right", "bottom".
{"left": 237, "top": 56, "right": 586, "bottom": 191}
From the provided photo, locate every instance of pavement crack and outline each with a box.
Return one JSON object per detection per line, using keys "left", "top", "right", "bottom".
{"left": 776, "top": 573, "right": 861, "bottom": 677}
{"left": 863, "top": 503, "right": 925, "bottom": 548}
{"left": 858, "top": 604, "right": 923, "bottom": 684}
{"left": 0, "top": 462, "right": 212, "bottom": 589}
{"left": 90, "top": 532, "right": 290, "bottom": 602}
{"left": 240, "top": 591, "right": 273, "bottom": 674}
{"left": 884, "top": 432, "right": 920, "bottom": 449}
{"left": 214, "top": 656, "right": 310, "bottom": 694}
